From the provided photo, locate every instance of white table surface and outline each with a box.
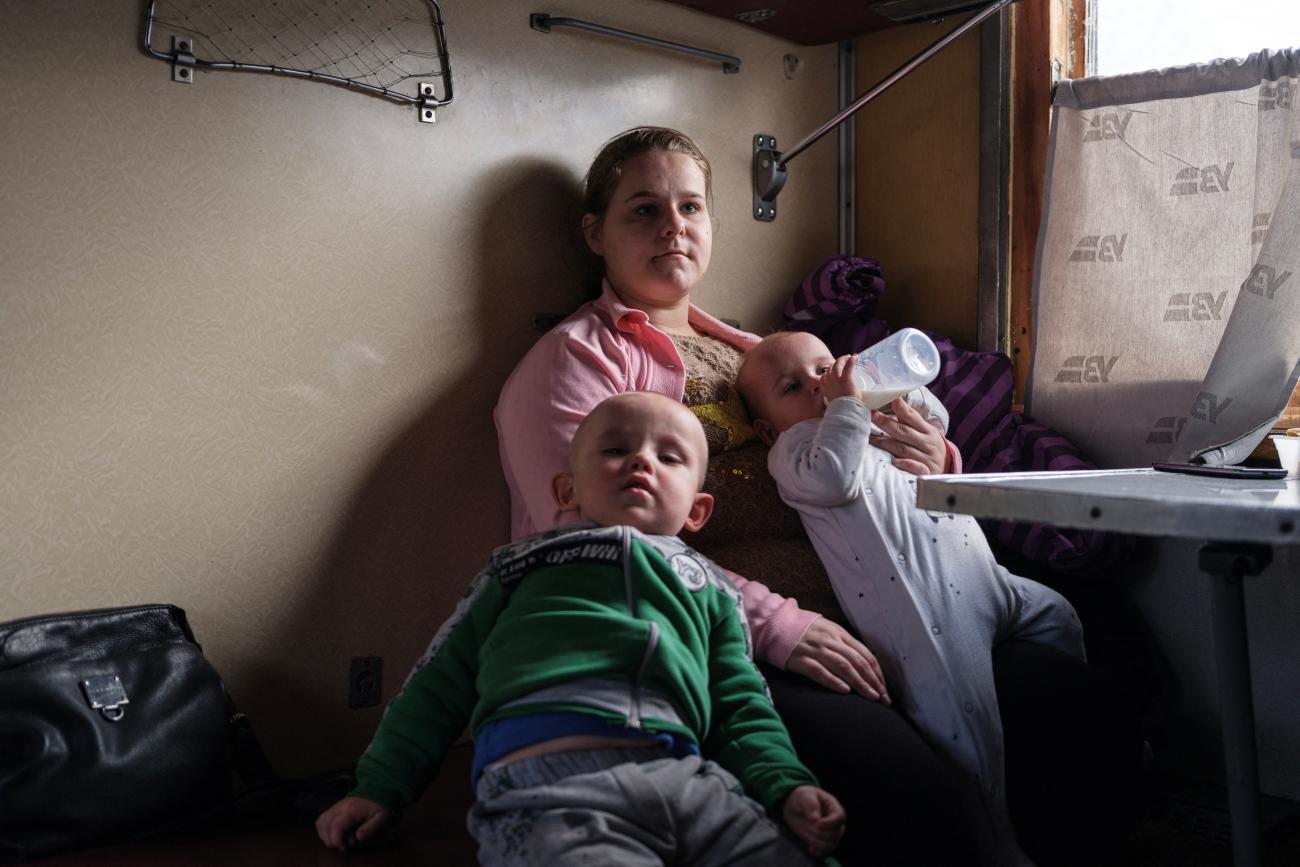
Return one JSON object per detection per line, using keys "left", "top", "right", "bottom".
{"left": 916, "top": 468, "right": 1300, "bottom": 546}
{"left": 919, "top": 466, "right": 1298, "bottom": 867}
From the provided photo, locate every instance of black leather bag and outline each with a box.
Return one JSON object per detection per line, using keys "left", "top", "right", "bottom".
{"left": 0, "top": 604, "right": 256, "bottom": 862}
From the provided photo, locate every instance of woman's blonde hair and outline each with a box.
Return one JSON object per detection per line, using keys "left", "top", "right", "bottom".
{"left": 582, "top": 127, "right": 713, "bottom": 220}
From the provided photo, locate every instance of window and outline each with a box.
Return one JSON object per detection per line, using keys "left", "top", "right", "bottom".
{"left": 1094, "top": 0, "right": 1300, "bottom": 77}
{"left": 1008, "top": 0, "right": 1300, "bottom": 430}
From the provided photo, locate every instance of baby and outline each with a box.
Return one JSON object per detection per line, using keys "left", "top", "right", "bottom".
{"left": 316, "top": 391, "right": 845, "bottom": 865}
{"left": 737, "top": 331, "right": 1085, "bottom": 867}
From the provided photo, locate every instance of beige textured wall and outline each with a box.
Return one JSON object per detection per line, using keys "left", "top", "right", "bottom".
{"left": 0, "top": 0, "right": 837, "bottom": 772}
{"left": 854, "top": 17, "right": 981, "bottom": 348}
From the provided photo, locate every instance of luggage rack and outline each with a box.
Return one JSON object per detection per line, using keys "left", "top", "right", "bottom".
{"left": 140, "top": 0, "right": 454, "bottom": 123}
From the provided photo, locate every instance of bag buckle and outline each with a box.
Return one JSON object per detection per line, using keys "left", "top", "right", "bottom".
{"left": 81, "top": 675, "right": 130, "bottom": 721}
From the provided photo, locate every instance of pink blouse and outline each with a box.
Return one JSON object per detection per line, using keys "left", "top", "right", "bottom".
{"left": 494, "top": 282, "right": 821, "bottom": 666}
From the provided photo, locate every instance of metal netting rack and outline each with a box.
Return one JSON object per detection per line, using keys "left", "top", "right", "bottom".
{"left": 141, "top": 0, "right": 453, "bottom": 122}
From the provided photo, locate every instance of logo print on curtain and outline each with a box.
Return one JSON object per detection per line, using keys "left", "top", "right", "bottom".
{"left": 1243, "top": 264, "right": 1292, "bottom": 300}
{"left": 1190, "top": 391, "right": 1233, "bottom": 424}
{"left": 1259, "top": 79, "right": 1293, "bottom": 111}
{"left": 1164, "top": 292, "right": 1227, "bottom": 321}
{"left": 1170, "top": 163, "right": 1235, "bottom": 195}
{"left": 1252, "top": 213, "right": 1271, "bottom": 244}
{"left": 1069, "top": 234, "right": 1128, "bottom": 262}
{"left": 1054, "top": 356, "right": 1120, "bottom": 384}
{"left": 1146, "top": 416, "right": 1188, "bottom": 445}
{"left": 1083, "top": 111, "right": 1136, "bottom": 141}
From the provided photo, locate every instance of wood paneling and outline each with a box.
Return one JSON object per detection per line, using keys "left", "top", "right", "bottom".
{"left": 854, "top": 15, "right": 983, "bottom": 349}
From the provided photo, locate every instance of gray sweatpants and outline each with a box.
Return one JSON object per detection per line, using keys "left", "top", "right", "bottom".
{"left": 467, "top": 746, "right": 813, "bottom": 867}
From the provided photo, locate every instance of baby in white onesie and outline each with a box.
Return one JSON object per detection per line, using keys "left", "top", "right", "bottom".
{"left": 737, "top": 331, "right": 1085, "bottom": 867}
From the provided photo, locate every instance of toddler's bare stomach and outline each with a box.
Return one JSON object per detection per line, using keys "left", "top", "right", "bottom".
{"left": 496, "top": 734, "right": 661, "bottom": 766}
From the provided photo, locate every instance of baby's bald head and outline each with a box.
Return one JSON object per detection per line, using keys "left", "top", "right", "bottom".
{"left": 557, "top": 392, "right": 714, "bottom": 536}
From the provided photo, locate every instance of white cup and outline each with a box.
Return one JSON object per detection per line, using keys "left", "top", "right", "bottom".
{"left": 852, "top": 328, "right": 941, "bottom": 410}
{"left": 1270, "top": 435, "right": 1300, "bottom": 480}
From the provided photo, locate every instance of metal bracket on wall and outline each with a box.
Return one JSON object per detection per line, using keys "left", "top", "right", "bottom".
{"left": 418, "top": 82, "right": 438, "bottom": 123}
{"left": 171, "top": 35, "right": 195, "bottom": 84}
{"left": 753, "top": 134, "right": 786, "bottom": 223}
{"left": 530, "top": 13, "right": 740, "bottom": 74}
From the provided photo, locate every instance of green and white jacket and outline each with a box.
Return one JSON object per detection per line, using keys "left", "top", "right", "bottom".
{"left": 351, "top": 522, "right": 817, "bottom": 813}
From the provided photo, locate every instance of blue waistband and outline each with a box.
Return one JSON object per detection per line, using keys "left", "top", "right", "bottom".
{"left": 471, "top": 712, "right": 700, "bottom": 786}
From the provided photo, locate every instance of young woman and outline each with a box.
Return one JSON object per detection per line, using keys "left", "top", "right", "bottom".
{"left": 495, "top": 127, "right": 1136, "bottom": 865}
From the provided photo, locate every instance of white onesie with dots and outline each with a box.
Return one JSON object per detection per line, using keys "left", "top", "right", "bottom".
{"left": 769, "top": 396, "right": 1085, "bottom": 867}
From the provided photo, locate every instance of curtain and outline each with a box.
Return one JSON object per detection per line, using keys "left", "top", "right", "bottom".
{"left": 1026, "top": 49, "right": 1300, "bottom": 468}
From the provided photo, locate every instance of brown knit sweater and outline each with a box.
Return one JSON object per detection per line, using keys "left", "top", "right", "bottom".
{"left": 669, "top": 333, "right": 847, "bottom": 625}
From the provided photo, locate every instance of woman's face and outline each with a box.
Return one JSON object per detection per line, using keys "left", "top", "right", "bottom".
{"left": 583, "top": 150, "right": 713, "bottom": 310}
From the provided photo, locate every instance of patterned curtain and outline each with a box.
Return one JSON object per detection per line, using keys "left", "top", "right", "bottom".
{"left": 1026, "top": 49, "right": 1300, "bottom": 468}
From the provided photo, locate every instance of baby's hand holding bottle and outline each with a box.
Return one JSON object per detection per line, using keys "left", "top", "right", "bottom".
{"left": 820, "top": 354, "right": 863, "bottom": 404}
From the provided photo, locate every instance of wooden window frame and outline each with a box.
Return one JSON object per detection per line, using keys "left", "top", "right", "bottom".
{"left": 1007, "top": 0, "right": 1082, "bottom": 411}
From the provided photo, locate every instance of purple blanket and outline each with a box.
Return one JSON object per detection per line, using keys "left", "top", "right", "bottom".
{"left": 784, "top": 255, "right": 1129, "bottom": 573}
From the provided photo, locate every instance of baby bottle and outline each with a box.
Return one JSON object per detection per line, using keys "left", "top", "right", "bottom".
{"left": 852, "top": 328, "right": 941, "bottom": 410}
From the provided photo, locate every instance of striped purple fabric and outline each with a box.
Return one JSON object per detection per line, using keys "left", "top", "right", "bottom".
{"left": 783, "top": 255, "right": 885, "bottom": 323}
{"left": 783, "top": 256, "right": 1129, "bottom": 574}
{"left": 929, "top": 337, "right": 1013, "bottom": 453}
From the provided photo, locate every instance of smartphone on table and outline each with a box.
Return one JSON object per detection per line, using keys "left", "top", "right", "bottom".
{"left": 1152, "top": 462, "right": 1287, "bottom": 480}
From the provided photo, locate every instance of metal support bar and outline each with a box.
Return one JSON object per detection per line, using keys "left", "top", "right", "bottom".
{"left": 781, "top": 0, "right": 1014, "bottom": 167}
{"left": 753, "top": 0, "right": 1016, "bottom": 221}
{"left": 529, "top": 14, "right": 740, "bottom": 74}
{"left": 976, "top": 9, "right": 1011, "bottom": 353}
{"left": 1200, "top": 541, "right": 1272, "bottom": 867}
{"left": 837, "top": 40, "right": 856, "bottom": 255}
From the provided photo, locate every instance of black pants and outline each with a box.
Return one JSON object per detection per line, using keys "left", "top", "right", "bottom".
{"left": 764, "top": 665, "right": 977, "bottom": 866}
{"left": 764, "top": 640, "right": 1141, "bottom": 867}
{"left": 995, "top": 639, "right": 1143, "bottom": 867}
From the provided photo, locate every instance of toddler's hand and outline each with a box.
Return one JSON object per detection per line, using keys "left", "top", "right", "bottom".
{"left": 783, "top": 785, "right": 846, "bottom": 858}
{"left": 315, "top": 796, "right": 391, "bottom": 850}
{"left": 820, "top": 355, "right": 862, "bottom": 404}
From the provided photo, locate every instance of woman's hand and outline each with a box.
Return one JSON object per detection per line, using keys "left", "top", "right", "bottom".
{"left": 782, "top": 784, "right": 846, "bottom": 858}
{"left": 786, "top": 618, "right": 890, "bottom": 704}
{"left": 869, "top": 397, "right": 949, "bottom": 476}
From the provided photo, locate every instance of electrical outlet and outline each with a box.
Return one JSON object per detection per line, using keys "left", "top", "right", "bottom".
{"left": 348, "top": 656, "right": 382, "bottom": 708}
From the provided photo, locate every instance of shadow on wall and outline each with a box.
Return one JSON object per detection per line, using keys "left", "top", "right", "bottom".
{"left": 253, "top": 159, "right": 596, "bottom": 774}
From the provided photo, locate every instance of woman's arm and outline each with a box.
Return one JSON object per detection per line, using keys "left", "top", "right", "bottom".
{"left": 726, "top": 567, "right": 888, "bottom": 701}
{"left": 722, "top": 568, "right": 819, "bottom": 667}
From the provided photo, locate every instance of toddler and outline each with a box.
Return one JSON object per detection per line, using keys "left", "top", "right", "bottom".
{"left": 316, "top": 391, "right": 845, "bottom": 865}
{"left": 737, "top": 332, "right": 1085, "bottom": 867}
